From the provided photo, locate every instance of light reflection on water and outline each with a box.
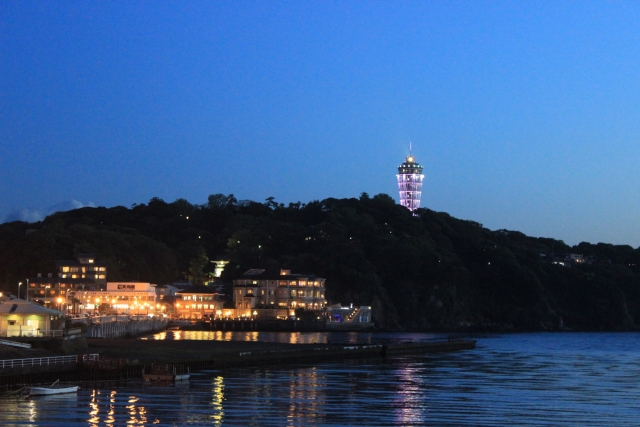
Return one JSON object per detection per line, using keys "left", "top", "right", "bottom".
{"left": 2, "top": 333, "right": 640, "bottom": 426}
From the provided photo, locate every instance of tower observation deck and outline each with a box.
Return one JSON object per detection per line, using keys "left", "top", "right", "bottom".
{"left": 397, "top": 153, "right": 424, "bottom": 212}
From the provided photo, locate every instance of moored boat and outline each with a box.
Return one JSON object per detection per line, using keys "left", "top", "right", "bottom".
{"left": 29, "top": 380, "right": 79, "bottom": 396}
{"left": 142, "top": 365, "right": 190, "bottom": 382}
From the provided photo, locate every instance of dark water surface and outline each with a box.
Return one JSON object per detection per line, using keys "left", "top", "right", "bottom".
{"left": 2, "top": 332, "right": 640, "bottom": 426}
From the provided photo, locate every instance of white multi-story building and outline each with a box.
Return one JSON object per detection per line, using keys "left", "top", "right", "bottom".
{"left": 233, "top": 269, "right": 326, "bottom": 313}
{"left": 78, "top": 282, "right": 159, "bottom": 315}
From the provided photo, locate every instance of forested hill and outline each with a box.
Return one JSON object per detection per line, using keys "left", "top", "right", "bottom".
{"left": 2, "top": 193, "right": 640, "bottom": 331}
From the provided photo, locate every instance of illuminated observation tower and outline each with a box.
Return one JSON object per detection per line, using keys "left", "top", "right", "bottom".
{"left": 397, "top": 149, "right": 424, "bottom": 212}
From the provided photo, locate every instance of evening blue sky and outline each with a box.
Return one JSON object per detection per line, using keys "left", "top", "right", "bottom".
{"left": 2, "top": 1, "right": 640, "bottom": 246}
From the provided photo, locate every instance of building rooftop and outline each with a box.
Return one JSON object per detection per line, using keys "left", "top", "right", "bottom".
{"left": 176, "top": 285, "right": 220, "bottom": 295}
{"left": 398, "top": 155, "right": 424, "bottom": 173}
{"left": 27, "top": 277, "right": 97, "bottom": 284}
{"left": 0, "top": 296, "right": 64, "bottom": 316}
{"left": 237, "top": 269, "right": 324, "bottom": 281}
{"left": 55, "top": 260, "right": 107, "bottom": 266}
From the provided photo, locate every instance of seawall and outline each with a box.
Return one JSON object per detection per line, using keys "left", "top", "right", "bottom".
{"left": 87, "top": 318, "right": 168, "bottom": 338}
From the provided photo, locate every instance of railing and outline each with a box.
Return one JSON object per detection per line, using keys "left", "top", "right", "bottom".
{"left": 82, "top": 354, "right": 99, "bottom": 363}
{"left": 0, "top": 339, "right": 31, "bottom": 349}
{"left": 0, "top": 330, "right": 64, "bottom": 338}
{"left": 37, "top": 330, "right": 63, "bottom": 337}
{"left": 0, "top": 354, "right": 98, "bottom": 369}
{"left": 80, "top": 354, "right": 127, "bottom": 370}
{"left": 346, "top": 308, "right": 360, "bottom": 322}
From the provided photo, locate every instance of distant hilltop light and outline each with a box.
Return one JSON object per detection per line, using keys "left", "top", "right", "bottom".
{"left": 397, "top": 149, "right": 424, "bottom": 212}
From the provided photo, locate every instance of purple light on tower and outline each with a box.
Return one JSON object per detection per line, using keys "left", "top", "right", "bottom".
{"left": 397, "top": 151, "right": 424, "bottom": 212}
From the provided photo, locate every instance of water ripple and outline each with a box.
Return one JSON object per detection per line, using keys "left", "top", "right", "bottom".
{"left": 2, "top": 333, "right": 640, "bottom": 426}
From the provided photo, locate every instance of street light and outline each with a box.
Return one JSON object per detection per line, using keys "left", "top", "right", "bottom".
{"left": 45, "top": 285, "right": 51, "bottom": 306}
{"left": 18, "top": 282, "right": 22, "bottom": 299}
{"left": 57, "top": 297, "right": 62, "bottom": 312}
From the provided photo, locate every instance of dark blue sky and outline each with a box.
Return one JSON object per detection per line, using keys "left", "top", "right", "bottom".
{"left": 2, "top": 1, "right": 640, "bottom": 246}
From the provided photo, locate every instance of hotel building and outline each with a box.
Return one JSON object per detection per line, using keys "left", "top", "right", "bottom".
{"left": 27, "top": 254, "right": 107, "bottom": 312}
{"left": 233, "top": 269, "right": 326, "bottom": 316}
{"left": 56, "top": 254, "right": 107, "bottom": 287}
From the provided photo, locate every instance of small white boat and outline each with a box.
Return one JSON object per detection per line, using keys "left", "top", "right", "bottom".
{"left": 29, "top": 380, "right": 79, "bottom": 396}
{"left": 174, "top": 373, "right": 190, "bottom": 381}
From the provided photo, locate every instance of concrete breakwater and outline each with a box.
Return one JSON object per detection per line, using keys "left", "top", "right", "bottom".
{"left": 201, "top": 319, "right": 375, "bottom": 332}
{"left": 87, "top": 318, "right": 168, "bottom": 338}
{"left": 0, "top": 339, "right": 476, "bottom": 387}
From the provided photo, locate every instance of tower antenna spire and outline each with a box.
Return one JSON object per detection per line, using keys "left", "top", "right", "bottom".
{"left": 410, "top": 141, "right": 412, "bottom": 155}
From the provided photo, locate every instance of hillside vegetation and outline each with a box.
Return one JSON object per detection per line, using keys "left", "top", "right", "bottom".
{"left": 1, "top": 194, "right": 639, "bottom": 331}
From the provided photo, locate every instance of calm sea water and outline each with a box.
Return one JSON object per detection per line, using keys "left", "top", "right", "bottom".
{"left": 2, "top": 332, "right": 640, "bottom": 426}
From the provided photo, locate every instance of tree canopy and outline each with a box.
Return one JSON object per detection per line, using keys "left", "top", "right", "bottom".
{"left": 1, "top": 193, "right": 639, "bottom": 331}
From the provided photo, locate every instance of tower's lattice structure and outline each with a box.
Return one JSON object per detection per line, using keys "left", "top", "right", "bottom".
{"left": 397, "top": 152, "right": 424, "bottom": 212}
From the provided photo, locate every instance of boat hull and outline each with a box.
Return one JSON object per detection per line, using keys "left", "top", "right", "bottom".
{"left": 142, "top": 373, "right": 191, "bottom": 381}
{"left": 142, "top": 366, "right": 190, "bottom": 382}
{"left": 29, "top": 386, "right": 79, "bottom": 396}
